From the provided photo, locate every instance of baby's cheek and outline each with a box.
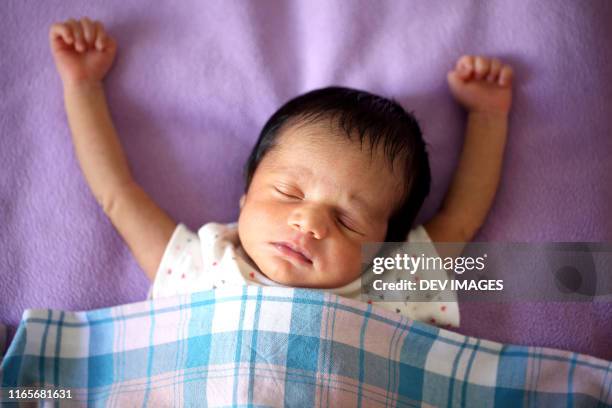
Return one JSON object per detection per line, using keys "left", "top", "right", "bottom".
{"left": 242, "top": 198, "right": 275, "bottom": 226}
{"left": 238, "top": 202, "right": 266, "bottom": 247}
{"left": 327, "top": 241, "right": 363, "bottom": 286}
{"left": 252, "top": 197, "right": 283, "bottom": 219}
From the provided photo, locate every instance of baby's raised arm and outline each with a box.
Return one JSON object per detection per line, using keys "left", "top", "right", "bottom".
{"left": 49, "top": 17, "right": 176, "bottom": 281}
{"left": 425, "top": 55, "right": 513, "bottom": 243}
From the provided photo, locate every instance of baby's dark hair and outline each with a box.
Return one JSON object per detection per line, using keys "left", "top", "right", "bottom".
{"left": 243, "top": 86, "right": 430, "bottom": 242}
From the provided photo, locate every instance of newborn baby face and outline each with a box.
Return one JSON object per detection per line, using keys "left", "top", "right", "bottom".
{"left": 238, "top": 122, "right": 406, "bottom": 288}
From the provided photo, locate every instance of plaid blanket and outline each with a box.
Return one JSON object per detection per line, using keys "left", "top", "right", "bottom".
{"left": 1, "top": 287, "right": 611, "bottom": 407}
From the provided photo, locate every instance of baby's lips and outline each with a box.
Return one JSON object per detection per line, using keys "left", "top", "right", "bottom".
{"left": 273, "top": 242, "right": 314, "bottom": 264}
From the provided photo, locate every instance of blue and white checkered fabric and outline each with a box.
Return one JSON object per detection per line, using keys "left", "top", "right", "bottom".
{"left": 1, "top": 286, "right": 611, "bottom": 407}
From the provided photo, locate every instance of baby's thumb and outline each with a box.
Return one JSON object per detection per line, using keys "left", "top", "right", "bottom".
{"left": 100, "top": 37, "right": 117, "bottom": 54}
{"left": 447, "top": 70, "right": 463, "bottom": 88}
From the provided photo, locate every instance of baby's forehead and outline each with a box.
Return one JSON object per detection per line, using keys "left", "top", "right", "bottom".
{"left": 272, "top": 121, "right": 405, "bottom": 175}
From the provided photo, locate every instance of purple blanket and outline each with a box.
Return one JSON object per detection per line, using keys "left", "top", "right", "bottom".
{"left": 1, "top": 0, "right": 611, "bottom": 360}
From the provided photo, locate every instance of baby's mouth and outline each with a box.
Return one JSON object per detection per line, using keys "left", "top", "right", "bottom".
{"left": 271, "top": 242, "right": 313, "bottom": 264}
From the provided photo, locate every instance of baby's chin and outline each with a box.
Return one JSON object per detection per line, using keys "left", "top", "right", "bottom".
{"left": 259, "top": 262, "right": 318, "bottom": 288}
{"left": 259, "top": 260, "right": 358, "bottom": 289}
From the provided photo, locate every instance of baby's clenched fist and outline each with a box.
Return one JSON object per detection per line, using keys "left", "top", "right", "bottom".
{"left": 447, "top": 55, "right": 513, "bottom": 115}
{"left": 49, "top": 17, "right": 117, "bottom": 86}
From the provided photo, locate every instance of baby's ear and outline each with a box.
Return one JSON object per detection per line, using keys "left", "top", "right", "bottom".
{"left": 239, "top": 194, "right": 246, "bottom": 209}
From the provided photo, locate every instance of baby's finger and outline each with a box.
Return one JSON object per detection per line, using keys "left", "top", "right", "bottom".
{"left": 81, "top": 17, "right": 96, "bottom": 47}
{"left": 474, "top": 56, "right": 490, "bottom": 80}
{"left": 487, "top": 58, "right": 502, "bottom": 82}
{"left": 103, "top": 36, "right": 117, "bottom": 54}
{"left": 499, "top": 65, "right": 514, "bottom": 87}
{"left": 456, "top": 55, "right": 474, "bottom": 80}
{"left": 94, "top": 21, "right": 107, "bottom": 51}
{"left": 66, "top": 18, "right": 85, "bottom": 52}
{"left": 49, "top": 22, "right": 74, "bottom": 46}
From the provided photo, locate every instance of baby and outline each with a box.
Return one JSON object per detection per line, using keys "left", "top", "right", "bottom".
{"left": 49, "top": 18, "right": 513, "bottom": 326}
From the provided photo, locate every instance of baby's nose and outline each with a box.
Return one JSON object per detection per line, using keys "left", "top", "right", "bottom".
{"left": 288, "top": 207, "right": 329, "bottom": 239}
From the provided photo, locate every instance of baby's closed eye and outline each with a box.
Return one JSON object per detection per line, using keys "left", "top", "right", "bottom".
{"left": 274, "top": 185, "right": 303, "bottom": 200}
{"left": 272, "top": 184, "right": 366, "bottom": 235}
{"left": 336, "top": 214, "right": 364, "bottom": 235}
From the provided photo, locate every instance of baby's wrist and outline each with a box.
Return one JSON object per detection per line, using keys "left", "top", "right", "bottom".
{"left": 63, "top": 78, "right": 104, "bottom": 94}
{"left": 467, "top": 109, "right": 509, "bottom": 122}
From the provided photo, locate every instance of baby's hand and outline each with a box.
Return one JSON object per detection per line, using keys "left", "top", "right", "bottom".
{"left": 49, "top": 17, "right": 117, "bottom": 87}
{"left": 447, "top": 55, "right": 513, "bottom": 115}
